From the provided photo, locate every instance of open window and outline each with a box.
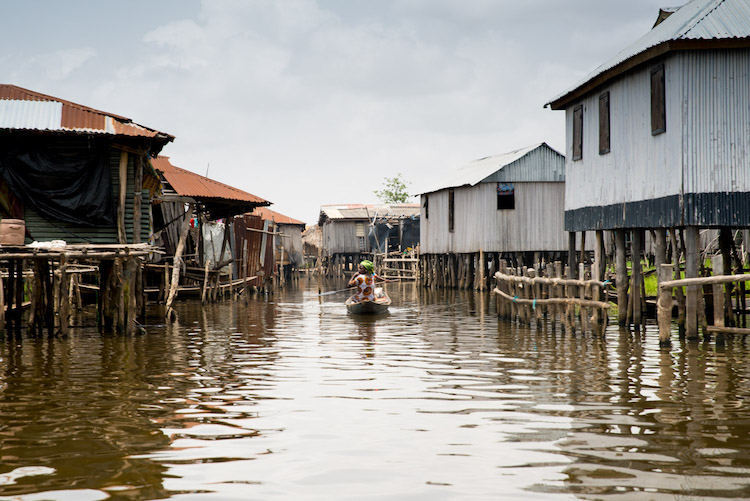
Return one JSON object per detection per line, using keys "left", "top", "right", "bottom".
{"left": 423, "top": 195, "right": 429, "bottom": 219}
{"left": 448, "top": 189, "right": 455, "bottom": 233}
{"left": 497, "top": 183, "right": 515, "bottom": 210}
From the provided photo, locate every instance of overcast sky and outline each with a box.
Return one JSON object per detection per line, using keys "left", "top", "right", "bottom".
{"left": 2, "top": 0, "right": 672, "bottom": 225}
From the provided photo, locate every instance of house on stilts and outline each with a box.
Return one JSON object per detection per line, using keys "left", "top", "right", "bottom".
{"left": 150, "top": 156, "right": 272, "bottom": 306}
{"left": 318, "top": 204, "right": 420, "bottom": 278}
{"left": 0, "top": 84, "right": 174, "bottom": 334}
{"left": 546, "top": 0, "right": 750, "bottom": 341}
{"left": 418, "top": 143, "right": 578, "bottom": 290}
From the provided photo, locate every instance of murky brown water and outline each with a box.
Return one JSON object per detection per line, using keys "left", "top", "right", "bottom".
{"left": 2, "top": 278, "right": 750, "bottom": 500}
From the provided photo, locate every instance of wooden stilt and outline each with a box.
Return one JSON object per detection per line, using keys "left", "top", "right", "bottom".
{"left": 166, "top": 202, "right": 194, "bottom": 321}
{"left": 685, "top": 226, "right": 700, "bottom": 340}
{"left": 615, "top": 229, "right": 628, "bottom": 326}
{"left": 631, "top": 229, "right": 643, "bottom": 328}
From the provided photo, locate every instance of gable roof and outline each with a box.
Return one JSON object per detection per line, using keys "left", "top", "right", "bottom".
{"left": 152, "top": 156, "right": 270, "bottom": 216}
{"left": 318, "top": 204, "right": 420, "bottom": 225}
{"left": 547, "top": 0, "right": 750, "bottom": 110}
{"left": 0, "top": 84, "right": 174, "bottom": 149}
{"left": 253, "top": 207, "right": 306, "bottom": 227}
{"left": 416, "top": 143, "right": 565, "bottom": 195}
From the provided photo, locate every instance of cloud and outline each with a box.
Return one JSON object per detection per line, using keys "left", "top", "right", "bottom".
{"left": 26, "top": 48, "right": 97, "bottom": 81}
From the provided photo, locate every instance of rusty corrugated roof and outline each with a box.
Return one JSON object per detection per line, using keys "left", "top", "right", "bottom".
{"left": 253, "top": 207, "right": 305, "bottom": 226}
{"left": 152, "top": 156, "right": 270, "bottom": 205}
{"left": 0, "top": 84, "right": 174, "bottom": 142}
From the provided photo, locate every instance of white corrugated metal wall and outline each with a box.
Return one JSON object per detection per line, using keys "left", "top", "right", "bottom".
{"left": 564, "top": 48, "right": 750, "bottom": 213}
{"left": 420, "top": 182, "right": 570, "bottom": 254}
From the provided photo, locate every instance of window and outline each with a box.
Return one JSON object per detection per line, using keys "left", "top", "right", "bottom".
{"left": 423, "top": 195, "right": 429, "bottom": 219}
{"left": 448, "top": 189, "right": 455, "bottom": 233}
{"left": 497, "top": 183, "right": 515, "bottom": 210}
{"left": 651, "top": 64, "right": 666, "bottom": 135}
{"left": 599, "top": 91, "right": 610, "bottom": 154}
{"left": 572, "top": 104, "right": 583, "bottom": 161}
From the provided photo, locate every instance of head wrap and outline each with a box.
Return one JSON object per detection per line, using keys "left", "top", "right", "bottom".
{"left": 360, "top": 260, "right": 374, "bottom": 273}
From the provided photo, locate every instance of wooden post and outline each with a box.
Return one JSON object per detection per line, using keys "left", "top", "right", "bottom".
{"left": 202, "top": 259, "right": 211, "bottom": 304}
{"left": 615, "top": 229, "right": 628, "bottom": 326}
{"left": 654, "top": 229, "right": 670, "bottom": 345}
{"left": 59, "top": 253, "right": 70, "bottom": 336}
{"left": 117, "top": 151, "right": 128, "bottom": 244}
{"left": 685, "top": 226, "right": 700, "bottom": 340}
{"left": 712, "top": 254, "right": 725, "bottom": 329}
{"left": 479, "top": 249, "right": 485, "bottom": 291}
{"left": 166, "top": 202, "right": 194, "bottom": 320}
{"left": 133, "top": 155, "right": 143, "bottom": 244}
{"left": 719, "top": 228, "right": 734, "bottom": 326}
{"left": 568, "top": 232, "right": 578, "bottom": 279}
{"left": 631, "top": 229, "right": 643, "bottom": 328}
{"left": 670, "top": 229, "right": 686, "bottom": 334}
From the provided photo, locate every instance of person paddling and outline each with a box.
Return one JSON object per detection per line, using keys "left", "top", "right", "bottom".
{"left": 348, "top": 260, "right": 390, "bottom": 302}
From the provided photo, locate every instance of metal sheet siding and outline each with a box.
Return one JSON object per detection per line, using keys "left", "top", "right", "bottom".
{"left": 483, "top": 146, "right": 565, "bottom": 183}
{"left": 323, "top": 220, "right": 369, "bottom": 254}
{"left": 0, "top": 100, "right": 62, "bottom": 130}
{"left": 681, "top": 49, "right": 750, "bottom": 194}
{"left": 420, "top": 182, "right": 570, "bottom": 254}
{"left": 564, "top": 56, "right": 684, "bottom": 212}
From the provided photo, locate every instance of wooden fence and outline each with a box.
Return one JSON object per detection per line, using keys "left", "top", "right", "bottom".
{"left": 493, "top": 262, "right": 610, "bottom": 335}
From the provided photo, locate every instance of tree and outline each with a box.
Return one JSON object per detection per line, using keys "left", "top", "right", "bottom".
{"left": 374, "top": 173, "right": 411, "bottom": 204}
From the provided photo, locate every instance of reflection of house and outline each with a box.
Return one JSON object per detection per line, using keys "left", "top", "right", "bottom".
{"left": 417, "top": 143, "right": 572, "bottom": 289}
{"left": 318, "top": 204, "right": 420, "bottom": 276}
{"left": 0, "top": 84, "right": 173, "bottom": 244}
{"left": 150, "top": 156, "right": 272, "bottom": 300}
{"left": 546, "top": 0, "right": 750, "bottom": 334}
{"left": 253, "top": 207, "right": 306, "bottom": 281}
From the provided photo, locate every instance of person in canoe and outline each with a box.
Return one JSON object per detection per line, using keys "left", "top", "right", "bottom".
{"left": 348, "top": 260, "right": 390, "bottom": 302}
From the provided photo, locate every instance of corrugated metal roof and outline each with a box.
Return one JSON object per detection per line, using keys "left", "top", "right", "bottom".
{"left": 0, "top": 84, "right": 174, "bottom": 143}
{"left": 152, "top": 156, "right": 270, "bottom": 205}
{"left": 547, "top": 0, "right": 750, "bottom": 109}
{"left": 253, "top": 207, "right": 306, "bottom": 226}
{"left": 319, "top": 204, "right": 420, "bottom": 221}
{"left": 416, "top": 143, "right": 564, "bottom": 195}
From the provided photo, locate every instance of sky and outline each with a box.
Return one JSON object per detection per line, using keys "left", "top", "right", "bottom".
{"left": 1, "top": 0, "right": 673, "bottom": 226}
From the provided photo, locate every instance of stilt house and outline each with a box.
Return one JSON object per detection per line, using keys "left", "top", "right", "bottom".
{"left": 546, "top": 0, "right": 750, "bottom": 337}
{"left": 151, "top": 156, "right": 272, "bottom": 298}
{"left": 417, "top": 143, "right": 571, "bottom": 289}
{"left": 318, "top": 204, "right": 420, "bottom": 276}
{"left": 0, "top": 84, "right": 173, "bottom": 244}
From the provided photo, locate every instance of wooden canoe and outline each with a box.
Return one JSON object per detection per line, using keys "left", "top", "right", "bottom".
{"left": 345, "top": 293, "right": 391, "bottom": 314}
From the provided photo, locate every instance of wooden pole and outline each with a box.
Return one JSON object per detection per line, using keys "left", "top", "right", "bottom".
{"left": 133, "top": 155, "right": 143, "bottom": 244}
{"left": 685, "top": 226, "right": 700, "bottom": 340}
{"left": 202, "top": 259, "right": 211, "bottom": 304}
{"left": 631, "top": 229, "right": 643, "bottom": 328}
{"left": 615, "top": 229, "right": 628, "bottom": 326}
{"left": 117, "top": 151, "right": 128, "bottom": 244}
{"left": 165, "top": 203, "right": 194, "bottom": 320}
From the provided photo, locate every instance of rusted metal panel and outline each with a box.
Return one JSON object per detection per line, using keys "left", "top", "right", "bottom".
{"left": 152, "top": 156, "right": 269, "bottom": 205}
{"left": 0, "top": 84, "right": 173, "bottom": 142}
{"left": 232, "top": 214, "right": 275, "bottom": 287}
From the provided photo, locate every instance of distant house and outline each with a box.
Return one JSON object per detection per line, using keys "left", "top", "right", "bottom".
{"left": 417, "top": 143, "right": 570, "bottom": 289}
{"left": 254, "top": 206, "right": 306, "bottom": 280}
{"left": 0, "top": 84, "right": 173, "bottom": 244}
{"left": 318, "top": 204, "right": 420, "bottom": 276}
{"left": 546, "top": 0, "right": 750, "bottom": 334}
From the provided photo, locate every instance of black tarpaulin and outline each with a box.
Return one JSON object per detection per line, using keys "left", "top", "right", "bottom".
{"left": 0, "top": 138, "right": 114, "bottom": 226}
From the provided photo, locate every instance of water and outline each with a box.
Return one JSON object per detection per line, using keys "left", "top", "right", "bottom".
{"left": 2, "top": 278, "right": 750, "bottom": 500}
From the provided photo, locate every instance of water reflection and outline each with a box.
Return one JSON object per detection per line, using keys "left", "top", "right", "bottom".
{"left": 0, "top": 279, "right": 750, "bottom": 499}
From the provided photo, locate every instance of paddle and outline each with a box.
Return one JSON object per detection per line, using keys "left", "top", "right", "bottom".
{"left": 313, "top": 277, "right": 401, "bottom": 297}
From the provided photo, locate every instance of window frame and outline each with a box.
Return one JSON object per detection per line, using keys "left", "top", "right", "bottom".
{"left": 650, "top": 64, "right": 666, "bottom": 135}
{"left": 599, "top": 91, "right": 611, "bottom": 155}
{"left": 572, "top": 104, "right": 583, "bottom": 161}
{"left": 448, "top": 189, "right": 455, "bottom": 233}
{"left": 496, "top": 183, "right": 515, "bottom": 210}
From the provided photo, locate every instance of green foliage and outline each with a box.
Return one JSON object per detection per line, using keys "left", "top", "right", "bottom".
{"left": 374, "top": 174, "right": 411, "bottom": 204}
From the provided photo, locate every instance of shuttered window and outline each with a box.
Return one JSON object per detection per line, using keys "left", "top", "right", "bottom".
{"left": 651, "top": 64, "right": 666, "bottom": 135}
{"left": 599, "top": 91, "right": 610, "bottom": 154}
{"left": 572, "top": 104, "right": 583, "bottom": 161}
{"left": 448, "top": 189, "right": 455, "bottom": 233}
